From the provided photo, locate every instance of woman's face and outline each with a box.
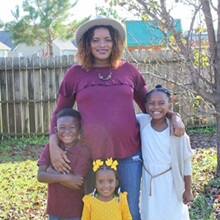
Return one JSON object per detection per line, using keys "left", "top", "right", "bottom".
{"left": 90, "top": 27, "right": 113, "bottom": 65}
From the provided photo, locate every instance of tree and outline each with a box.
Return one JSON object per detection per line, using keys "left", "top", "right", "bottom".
{"left": 5, "top": 0, "right": 88, "bottom": 57}
{"left": 0, "top": 19, "right": 4, "bottom": 29}
{"left": 95, "top": 1, "right": 122, "bottom": 20}
{"left": 109, "top": 0, "right": 220, "bottom": 175}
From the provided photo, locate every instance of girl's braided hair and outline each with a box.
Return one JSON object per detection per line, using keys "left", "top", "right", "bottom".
{"left": 144, "top": 84, "right": 171, "bottom": 103}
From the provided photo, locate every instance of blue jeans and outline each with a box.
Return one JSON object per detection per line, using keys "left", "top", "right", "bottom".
{"left": 49, "top": 216, "right": 80, "bottom": 220}
{"left": 118, "top": 151, "right": 142, "bottom": 220}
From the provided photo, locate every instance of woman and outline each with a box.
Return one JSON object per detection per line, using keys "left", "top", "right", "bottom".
{"left": 49, "top": 16, "right": 184, "bottom": 220}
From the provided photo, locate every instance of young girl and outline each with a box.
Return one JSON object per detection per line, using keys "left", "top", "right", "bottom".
{"left": 81, "top": 158, "right": 132, "bottom": 220}
{"left": 37, "top": 108, "right": 90, "bottom": 220}
{"left": 137, "top": 85, "right": 193, "bottom": 220}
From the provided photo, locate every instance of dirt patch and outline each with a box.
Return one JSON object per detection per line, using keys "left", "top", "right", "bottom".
{"left": 189, "top": 133, "right": 217, "bottom": 149}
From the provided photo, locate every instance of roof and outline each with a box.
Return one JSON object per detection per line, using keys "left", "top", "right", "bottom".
{"left": 0, "top": 41, "right": 10, "bottom": 50}
{"left": 0, "top": 31, "right": 14, "bottom": 49}
{"left": 126, "top": 19, "right": 182, "bottom": 48}
{"left": 53, "top": 39, "right": 77, "bottom": 50}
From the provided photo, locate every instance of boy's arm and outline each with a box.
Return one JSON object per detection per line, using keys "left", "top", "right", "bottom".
{"left": 37, "top": 165, "right": 66, "bottom": 184}
{"left": 37, "top": 165, "right": 83, "bottom": 190}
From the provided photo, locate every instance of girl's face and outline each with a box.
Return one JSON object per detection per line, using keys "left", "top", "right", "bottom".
{"left": 57, "top": 116, "right": 80, "bottom": 147}
{"left": 95, "top": 169, "right": 118, "bottom": 201}
{"left": 90, "top": 27, "right": 113, "bottom": 65}
{"left": 145, "top": 91, "right": 171, "bottom": 120}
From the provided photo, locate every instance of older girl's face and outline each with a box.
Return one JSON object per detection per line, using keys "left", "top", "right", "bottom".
{"left": 145, "top": 91, "right": 171, "bottom": 120}
{"left": 90, "top": 27, "right": 113, "bottom": 65}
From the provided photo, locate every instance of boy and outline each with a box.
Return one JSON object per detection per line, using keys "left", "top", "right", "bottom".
{"left": 37, "top": 108, "right": 91, "bottom": 220}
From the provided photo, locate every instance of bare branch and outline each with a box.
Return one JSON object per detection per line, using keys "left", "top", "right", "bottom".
{"left": 210, "top": 0, "right": 218, "bottom": 12}
{"left": 186, "top": 3, "right": 202, "bottom": 48}
{"left": 201, "top": 0, "right": 216, "bottom": 62}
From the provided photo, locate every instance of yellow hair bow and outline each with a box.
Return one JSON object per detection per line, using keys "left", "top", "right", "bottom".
{"left": 92, "top": 158, "right": 119, "bottom": 172}
{"left": 105, "top": 158, "right": 119, "bottom": 171}
{"left": 93, "top": 159, "right": 104, "bottom": 172}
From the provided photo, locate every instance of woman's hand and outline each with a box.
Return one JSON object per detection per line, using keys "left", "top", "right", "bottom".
{"left": 49, "top": 134, "right": 71, "bottom": 173}
{"left": 170, "top": 113, "right": 185, "bottom": 137}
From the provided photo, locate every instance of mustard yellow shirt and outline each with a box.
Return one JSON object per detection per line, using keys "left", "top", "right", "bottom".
{"left": 81, "top": 192, "right": 132, "bottom": 220}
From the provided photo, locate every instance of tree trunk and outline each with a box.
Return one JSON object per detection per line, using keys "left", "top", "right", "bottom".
{"left": 216, "top": 104, "right": 220, "bottom": 176}
{"left": 48, "top": 40, "right": 53, "bottom": 57}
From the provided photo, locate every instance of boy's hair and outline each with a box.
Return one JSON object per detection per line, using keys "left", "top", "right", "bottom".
{"left": 57, "top": 108, "right": 81, "bottom": 122}
{"left": 144, "top": 84, "right": 171, "bottom": 103}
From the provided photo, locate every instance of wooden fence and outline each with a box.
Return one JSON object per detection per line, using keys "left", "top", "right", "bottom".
{"left": 0, "top": 56, "right": 75, "bottom": 137}
{"left": 0, "top": 54, "right": 215, "bottom": 137}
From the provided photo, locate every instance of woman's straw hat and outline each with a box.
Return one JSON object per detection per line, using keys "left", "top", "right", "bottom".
{"left": 75, "top": 16, "right": 126, "bottom": 46}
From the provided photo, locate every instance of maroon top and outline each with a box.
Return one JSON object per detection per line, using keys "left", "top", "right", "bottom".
{"left": 38, "top": 144, "right": 90, "bottom": 218}
{"left": 51, "top": 62, "right": 147, "bottom": 159}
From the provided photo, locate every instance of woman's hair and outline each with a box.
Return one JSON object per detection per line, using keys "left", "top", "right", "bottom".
{"left": 77, "top": 25, "right": 125, "bottom": 70}
{"left": 144, "top": 84, "right": 172, "bottom": 103}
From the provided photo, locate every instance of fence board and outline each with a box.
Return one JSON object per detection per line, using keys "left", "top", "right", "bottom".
{"left": 0, "top": 68, "right": 8, "bottom": 134}
{"left": 14, "top": 68, "right": 22, "bottom": 134}
{"left": 27, "top": 67, "right": 36, "bottom": 133}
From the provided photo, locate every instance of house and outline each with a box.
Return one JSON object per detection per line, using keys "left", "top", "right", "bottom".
{"left": 0, "top": 31, "right": 15, "bottom": 57}
{"left": 11, "top": 42, "right": 45, "bottom": 57}
{"left": 0, "top": 41, "right": 10, "bottom": 57}
{"left": 11, "top": 39, "right": 77, "bottom": 57}
{"left": 188, "top": 32, "right": 209, "bottom": 49}
{"left": 125, "top": 19, "right": 182, "bottom": 51}
{"left": 53, "top": 39, "right": 77, "bottom": 57}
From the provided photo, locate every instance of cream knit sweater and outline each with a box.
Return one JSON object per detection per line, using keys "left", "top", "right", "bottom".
{"left": 136, "top": 113, "right": 193, "bottom": 201}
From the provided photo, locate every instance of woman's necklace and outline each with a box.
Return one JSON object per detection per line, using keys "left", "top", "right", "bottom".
{"left": 98, "top": 70, "right": 112, "bottom": 81}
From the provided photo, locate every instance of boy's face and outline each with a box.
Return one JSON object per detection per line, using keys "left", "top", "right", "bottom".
{"left": 57, "top": 116, "right": 80, "bottom": 147}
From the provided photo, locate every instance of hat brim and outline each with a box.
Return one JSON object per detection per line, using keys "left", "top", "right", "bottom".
{"left": 75, "top": 17, "right": 126, "bottom": 46}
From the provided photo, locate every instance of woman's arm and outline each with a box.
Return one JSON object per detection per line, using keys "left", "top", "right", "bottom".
{"left": 49, "top": 67, "right": 77, "bottom": 173}
{"left": 50, "top": 94, "right": 75, "bottom": 173}
{"left": 49, "top": 133, "right": 71, "bottom": 173}
{"left": 167, "top": 111, "right": 185, "bottom": 137}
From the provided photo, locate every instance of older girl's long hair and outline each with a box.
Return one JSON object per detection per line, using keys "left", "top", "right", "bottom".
{"left": 76, "top": 25, "right": 125, "bottom": 70}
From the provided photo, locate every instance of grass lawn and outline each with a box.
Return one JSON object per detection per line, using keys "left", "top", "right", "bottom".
{"left": 0, "top": 134, "right": 219, "bottom": 220}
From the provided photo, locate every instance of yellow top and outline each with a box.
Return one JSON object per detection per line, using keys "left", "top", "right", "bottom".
{"left": 81, "top": 192, "right": 132, "bottom": 220}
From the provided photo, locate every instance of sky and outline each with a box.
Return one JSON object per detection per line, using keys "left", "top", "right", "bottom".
{"left": 0, "top": 0, "right": 103, "bottom": 23}
{"left": 0, "top": 0, "right": 211, "bottom": 32}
